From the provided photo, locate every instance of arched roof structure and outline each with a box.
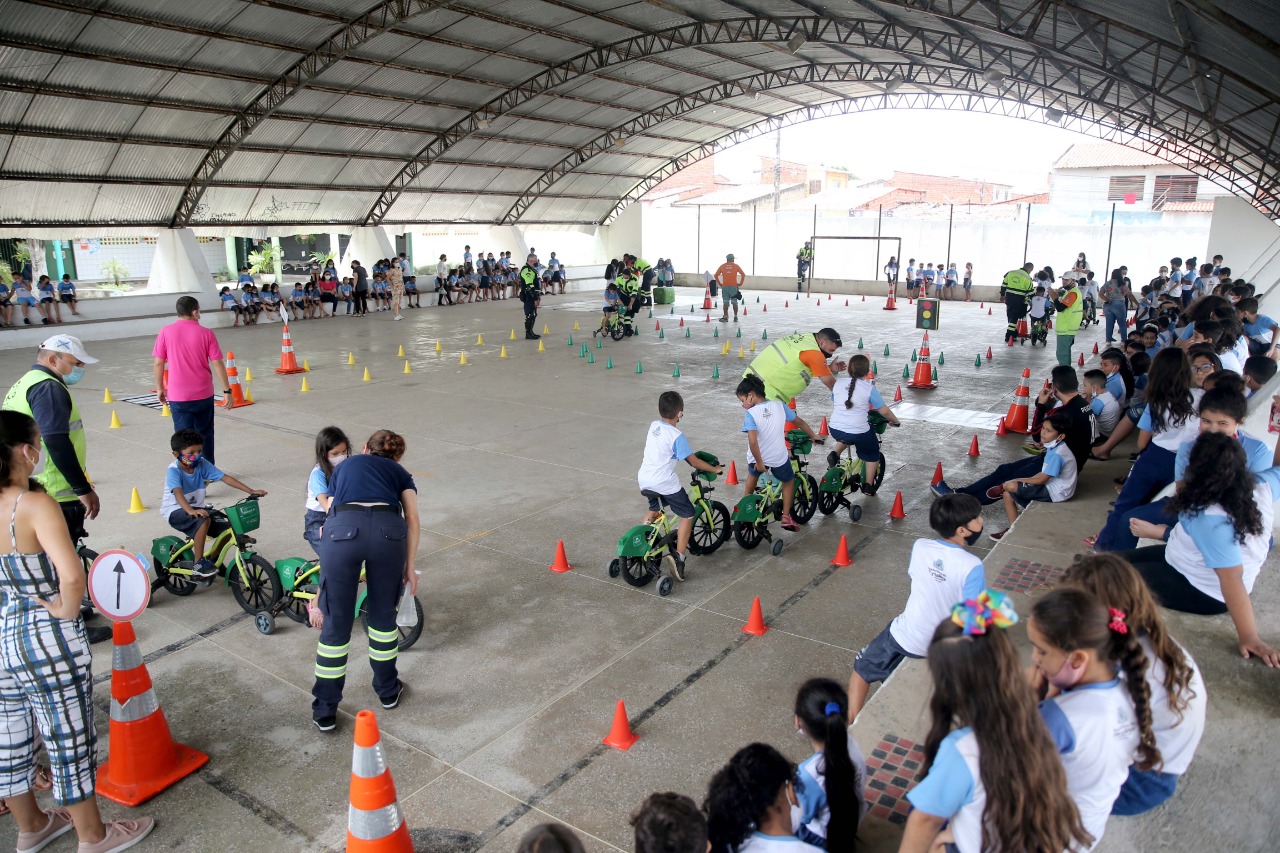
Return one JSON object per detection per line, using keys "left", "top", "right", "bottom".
{"left": 0, "top": 0, "right": 1276, "bottom": 229}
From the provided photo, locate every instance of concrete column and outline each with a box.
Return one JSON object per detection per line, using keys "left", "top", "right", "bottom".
{"left": 224, "top": 238, "right": 238, "bottom": 280}
{"left": 28, "top": 240, "right": 48, "bottom": 280}
{"left": 341, "top": 226, "right": 395, "bottom": 271}
{"left": 145, "top": 228, "right": 218, "bottom": 295}
{"left": 329, "top": 231, "right": 341, "bottom": 268}
{"left": 271, "top": 236, "right": 283, "bottom": 281}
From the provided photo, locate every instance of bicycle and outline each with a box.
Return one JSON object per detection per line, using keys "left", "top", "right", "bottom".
{"left": 593, "top": 306, "right": 626, "bottom": 341}
{"left": 148, "top": 496, "right": 282, "bottom": 615}
{"left": 730, "top": 429, "right": 820, "bottom": 553}
{"left": 817, "top": 417, "right": 889, "bottom": 521}
{"left": 607, "top": 451, "right": 731, "bottom": 595}
{"left": 252, "top": 558, "right": 424, "bottom": 651}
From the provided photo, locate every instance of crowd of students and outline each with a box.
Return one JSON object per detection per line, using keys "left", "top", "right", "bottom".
{"left": 883, "top": 257, "right": 976, "bottom": 301}
{"left": 0, "top": 274, "right": 80, "bottom": 326}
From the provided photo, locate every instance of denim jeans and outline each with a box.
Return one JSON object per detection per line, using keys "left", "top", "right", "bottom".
{"left": 1095, "top": 445, "right": 1176, "bottom": 550}
{"left": 169, "top": 396, "right": 216, "bottom": 464}
{"left": 1104, "top": 300, "right": 1128, "bottom": 343}
{"left": 955, "top": 457, "right": 1042, "bottom": 505}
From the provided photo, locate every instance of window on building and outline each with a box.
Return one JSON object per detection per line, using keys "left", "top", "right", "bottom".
{"left": 1153, "top": 174, "right": 1199, "bottom": 208}
{"left": 1107, "top": 176, "right": 1145, "bottom": 202}
{"left": 808, "top": 179, "right": 822, "bottom": 194}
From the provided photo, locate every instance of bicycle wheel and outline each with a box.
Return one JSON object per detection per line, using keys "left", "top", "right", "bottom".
{"left": 817, "top": 491, "right": 839, "bottom": 516}
{"left": 688, "top": 501, "right": 730, "bottom": 555}
{"left": 733, "top": 521, "right": 763, "bottom": 550}
{"left": 621, "top": 555, "right": 654, "bottom": 587}
{"left": 229, "top": 554, "right": 284, "bottom": 614}
{"left": 609, "top": 322, "right": 625, "bottom": 341}
{"left": 791, "top": 474, "right": 819, "bottom": 524}
{"left": 359, "top": 596, "right": 425, "bottom": 651}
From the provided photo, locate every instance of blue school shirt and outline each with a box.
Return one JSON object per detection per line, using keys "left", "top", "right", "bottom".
{"left": 1104, "top": 372, "right": 1126, "bottom": 406}
{"left": 306, "top": 464, "right": 329, "bottom": 512}
{"left": 922, "top": 269, "right": 936, "bottom": 283}
{"left": 220, "top": 292, "right": 239, "bottom": 307}
{"left": 1244, "top": 315, "right": 1278, "bottom": 344}
{"left": 339, "top": 283, "right": 353, "bottom": 297}
{"left": 944, "top": 267, "right": 957, "bottom": 282}
{"left": 238, "top": 273, "right": 254, "bottom": 286}
{"left": 159, "top": 457, "right": 225, "bottom": 517}
{"left": 742, "top": 400, "right": 796, "bottom": 468}
{"left": 57, "top": 281, "right": 75, "bottom": 294}
{"left": 1175, "top": 429, "right": 1271, "bottom": 480}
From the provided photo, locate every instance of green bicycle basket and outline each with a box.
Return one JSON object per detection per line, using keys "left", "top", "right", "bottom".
{"left": 694, "top": 450, "right": 720, "bottom": 481}
{"left": 868, "top": 410, "right": 890, "bottom": 435}
{"left": 224, "top": 499, "right": 261, "bottom": 536}
{"left": 786, "top": 428, "right": 813, "bottom": 456}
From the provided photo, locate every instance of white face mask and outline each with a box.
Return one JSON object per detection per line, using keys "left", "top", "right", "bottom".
{"left": 24, "top": 444, "right": 44, "bottom": 476}
{"left": 328, "top": 453, "right": 348, "bottom": 468}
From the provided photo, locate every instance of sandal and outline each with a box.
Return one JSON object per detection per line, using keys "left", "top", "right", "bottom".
{"left": 33, "top": 764, "right": 52, "bottom": 791}
{"left": 1082, "top": 534, "right": 1099, "bottom": 549}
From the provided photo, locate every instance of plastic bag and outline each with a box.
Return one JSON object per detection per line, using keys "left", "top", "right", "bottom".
{"left": 396, "top": 586, "right": 418, "bottom": 628}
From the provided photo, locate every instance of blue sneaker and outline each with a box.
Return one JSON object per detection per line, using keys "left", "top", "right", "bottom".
{"left": 930, "top": 480, "right": 953, "bottom": 497}
{"left": 193, "top": 558, "right": 218, "bottom": 582}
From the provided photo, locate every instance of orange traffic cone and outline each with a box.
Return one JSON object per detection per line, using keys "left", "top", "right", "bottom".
{"left": 968, "top": 435, "right": 981, "bottom": 456}
{"left": 1078, "top": 352, "right": 1085, "bottom": 367}
{"left": 347, "top": 710, "right": 413, "bottom": 852}
{"left": 702, "top": 288, "right": 712, "bottom": 310}
{"left": 818, "top": 416, "right": 829, "bottom": 437}
{"left": 274, "top": 324, "right": 306, "bottom": 375}
{"left": 831, "top": 534, "right": 852, "bottom": 567}
{"left": 883, "top": 291, "right": 897, "bottom": 311}
{"left": 907, "top": 333, "right": 937, "bottom": 389}
{"left": 96, "top": 621, "right": 209, "bottom": 805}
{"left": 1092, "top": 342, "right": 1100, "bottom": 355}
{"left": 1003, "top": 368, "right": 1032, "bottom": 434}
{"left": 224, "top": 352, "right": 253, "bottom": 408}
{"left": 888, "top": 491, "right": 906, "bottom": 519}
{"left": 548, "top": 540, "right": 572, "bottom": 574}
{"left": 996, "top": 417, "right": 1009, "bottom": 436}
{"left": 789, "top": 397, "right": 798, "bottom": 412}
{"left": 655, "top": 320, "right": 661, "bottom": 331}
{"left": 602, "top": 700, "right": 639, "bottom": 750}
{"left": 1016, "top": 318, "right": 1029, "bottom": 339}
{"left": 931, "top": 462, "right": 944, "bottom": 486}
{"left": 742, "top": 596, "right": 768, "bottom": 636}
{"left": 725, "top": 461, "right": 740, "bottom": 485}
{"left": 893, "top": 384, "right": 903, "bottom": 402}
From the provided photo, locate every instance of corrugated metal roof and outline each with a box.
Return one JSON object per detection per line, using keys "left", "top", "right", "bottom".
{"left": 0, "top": 0, "right": 1274, "bottom": 226}
{"left": 1053, "top": 141, "right": 1189, "bottom": 170}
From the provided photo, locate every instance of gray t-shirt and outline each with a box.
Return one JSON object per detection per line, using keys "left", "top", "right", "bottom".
{"left": 353, "top": 266, "right": 369, "bottom": 293}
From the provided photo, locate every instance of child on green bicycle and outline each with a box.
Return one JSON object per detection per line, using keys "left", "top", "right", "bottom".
{"left": 637, "top": 391, "right": 723, "bottom": 579}
{"left": 736, "top": 375, "right": 819, "bottom": 531}
{"left": 594, "top": 283, "right": 621, "bottom": 336}
{"left": 160, "top": 428, "right": 267, "bottom": 580}
{"left": 826, "top": 354, "right": 900, "bottom": 496}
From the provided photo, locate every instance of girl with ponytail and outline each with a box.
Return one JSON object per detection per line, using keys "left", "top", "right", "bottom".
{"left": 792, "top": 679, "right": 864, "bottom": 852}
{"left": 703, "top": 743, "right": 821, "bottom": 853}
{"left": 825, "top": 355, "right": 899, "bottom": 497}
{"left": 1029, "top": 587, "right": 1160, "bottom": 847}
{"left": 902, "top": 591, "right": 1090, "bottom": 853}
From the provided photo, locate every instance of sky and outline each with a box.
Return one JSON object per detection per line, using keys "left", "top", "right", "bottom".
{"left": 713, "top": 109, "right": 1103, "bottom": 193}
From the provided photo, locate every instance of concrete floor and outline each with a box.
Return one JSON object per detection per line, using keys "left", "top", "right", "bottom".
{"left": 0, "top": 287, "right": 1275, "bottom": 852}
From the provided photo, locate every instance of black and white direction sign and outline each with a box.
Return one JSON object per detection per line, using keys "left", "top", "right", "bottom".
{"left": 88, "top": 549, "right": 151, "bottom": 622}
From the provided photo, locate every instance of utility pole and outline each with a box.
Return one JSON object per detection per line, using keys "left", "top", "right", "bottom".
{"left": 772, "top": 126, "right": 782, "bottom": 213}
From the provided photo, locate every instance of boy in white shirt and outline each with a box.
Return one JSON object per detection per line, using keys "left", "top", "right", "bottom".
{"left": 1082, "top": 369, "right": 1121, "bottom": 440}
{"left": 1028, "top": 286, "right": 1049, "bottom": 322}
{"left": 988, "top": 412, "right": 1076, "bottom": 541}
{"left": 637, "top": 391, "right": 723, "bottom": 579}
{"left": 735, "top": 375, "right": 818, "bottom": 532}
{"left": 846, "top": 493, "right": 986, "bottom": 722}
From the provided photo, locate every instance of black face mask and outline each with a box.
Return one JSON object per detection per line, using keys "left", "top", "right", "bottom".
{"left": 963, "top": 526, "right": 983, "bottom": 546}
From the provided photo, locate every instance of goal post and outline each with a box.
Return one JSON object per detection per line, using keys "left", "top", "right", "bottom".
{"left": 806, "top": 235, "right": 903, "bottom": 294}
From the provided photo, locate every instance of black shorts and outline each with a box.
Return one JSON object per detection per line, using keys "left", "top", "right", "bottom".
{"left": 829, "top": 427, "right": 879, "bottom": 462}
{"left": 747, "top": 461, "right": 795, "bottom": 483}
{"left": 642, "top": 488, "right": 695, "bottom": 519}
{"left": 59, "top": 294, "right": 76, "bottom": 303}
{"left": 853, "top": 622, "right": 921, "bottom": 683}
{"left": 168, "top": 507, "right": 231, "bottom": 539}
{"left": 551, "top": 271, "right": 562, "bottom": 283}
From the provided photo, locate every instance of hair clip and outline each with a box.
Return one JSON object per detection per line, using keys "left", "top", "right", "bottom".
{"left": 1108, "top": 607, "right": 1129, "bottom": 634}
{"left": 950, "top": 590, "right": 1019, "bottom": 636}
{"left": 823, "top": 701, "right": 841, "bottom": 717}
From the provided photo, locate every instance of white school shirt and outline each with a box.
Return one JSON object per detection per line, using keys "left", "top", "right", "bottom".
{"left": 792, "top": 739, "right": 868, "bottom": 842}
{"left": 889, "top": 539, "right": 986, "bottom": 656}
{"left": 905, "top": 728, "right": 985, "bottom": 853}
{"left": 1089, "top": 391, "right": 1121, "bottom": 437}
{"left": 1137, "top": 389, "right": 1203, "bottom": 451}
{"left": 1165, "top": 468, "right": 1280, "bottom": 602}
{"left": 1041, "top": 678, "right": 1140, "bottom": 849}
{"left": 1138, "top": 635, "right": 1206, "bottom": 776}
{"left": 1040, "top": 438, "right": 1077, "bottom": 502}
{"left": 636, "top": 420, "right": 692, "bottom": 496}
{"left": 1217, "top": 347, "right": 1243, "bottom": 375}
{"left": 828, "top": 376, "right": 885, "bottom": 435}
{"left": 737, "top": 833, "right": 824, "bottom": 853}
{"left": 305, "top": 464, "right": 328, "bottom": 512}
{"left": 742, "top": 400, "right": 794, "bottom": 468}
{"left": 1029, "top": 295, "right": 1049, "bottom": 318}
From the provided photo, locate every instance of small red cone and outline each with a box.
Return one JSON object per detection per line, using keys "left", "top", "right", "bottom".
{"left": 831, "top": 534, "right": 853, "bottom": 567}
{"left": 980, "top": 301, "right": 984, "bottom": 308}
{"left": 968, "top": 435, "right": 981, "bottom": 456}
{"left": 742, "top": 597, "right": 768, "bottom": 635}
{"left": 1078, "top": 352, "right": 1085, "bottom": 367}
{"left": 548, "top": 540, "right": 572, "bottom": 573}
{"left": 655, "top": 321, "right": 661, "bottom": 331}
{"left": 1092, "top": 342, "right": 1099, "bottom": 355}
{"left": 888, "top": 491, "right": 906, "bottom": 519}
{"left": 893, "top": 384, "right": 903, "bottom": 402}
{"left": 679, "top": 317, "right": 684, "bottom": 327}
{"left": 602, "top": 700, "right": 639, "bottom": 750}
{"left": 845, "top": 299, "right": 849, "bottom": 306}
{"left": 996, "top": 417, "right": 1009, "bottom": 436}
{"left": 986, "top": 346, "right": 993, "bottom": 360}
{"left": 789, "top": 397, "right": 798, "bottom": 411}
{"left": 725, "top": 461, "right": 740, "bottom": 485}
{"left": 818, "top": 416, "right": 829, "bottom": 437}
{"left": 1007, "top": 338, "right": 1015, "bottom": 347}
{"left": 705, "top": 314, "right": 710, "bottom": 322}
{"left": 785, "top": 300, "right": 789, "bottom": 307}
{"left": 861, "top": 294, "right": 866, "bottom": 302}
{"left": 763, "top": 304, "right": 767, "bottom": 312}
{"left": 988, "top": 308, "right": 992, "bottom": 315}
{"left": 931, "top": 462, "right": 944, "bottom": 486}
{"left": 742, "top": 308, "right": 747, "bottom": 315}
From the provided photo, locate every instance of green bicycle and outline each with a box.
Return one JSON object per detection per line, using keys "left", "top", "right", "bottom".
{"left": 730, "top": 429, "right": 820, "bottom": 552}
{"left": 593, "top": 307, "right": 627, "bottom": 341}
{"left": 818, "top": 414, "right": 890, "bottom": 521}
{"left": 608, "top": 452, "right": 731, "bottom": 595}
{"left": 148, "top": 495, "right": 283, "bottom": 615}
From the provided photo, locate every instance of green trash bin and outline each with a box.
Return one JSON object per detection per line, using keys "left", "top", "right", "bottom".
{"left": 652, "top": 286, "right": 674, "bottom": 305}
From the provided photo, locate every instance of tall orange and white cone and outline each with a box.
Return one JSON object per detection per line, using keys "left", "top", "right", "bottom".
{"left": 97, "top": 621, "right": 209, "bottom": 805}
{"left": 347, "top": 710, "right": 413, "bottom": 853}
{"left": 882, "top": 288, "right": 897, "bottom": 311}
{"left": 275, "top": 323, "right": 306, "bottom": 375}
{"left": 906, "top": 333, "right": 937, "bottom": 389}
{"left": 224, "top": 352, "right": 253, "bottom": 408}
{"left": 1003, "top": 368, "right": 1033, "bottom": 434}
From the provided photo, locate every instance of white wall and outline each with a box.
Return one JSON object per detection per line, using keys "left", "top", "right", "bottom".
{"left": 68, "top": 236, "right": 228, "bottom": 282}
{"left": 1206, "top": 196, "right": 1280, "bottom": 296}
{"left": 1048, "top": 165, "right": 1233, "bottom": 210}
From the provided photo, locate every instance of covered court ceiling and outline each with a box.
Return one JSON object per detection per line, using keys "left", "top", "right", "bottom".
{"left": 0, "top": 0, "right": 1277, "bottom": 229}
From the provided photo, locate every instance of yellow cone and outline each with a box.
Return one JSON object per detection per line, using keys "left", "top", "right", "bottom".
{"left": 301, "top": 377, "right": 310, "bottom": 392}
{"left": 435, "top": 339, "right": 442, "bottom": 352}
{"left": 459, "top": 352, "right": 468, "bottom": 365}
{"left": 303, "top": 359, "right": 310, "bottom": 372}
{"left": 573, "top": 321, "right": 580, "bottom": 331}
{"left": 160, "top": 403, "right": 171, "bottom": 418}
{"left": 509, "top": 329, "right": 516, "bottom": 340}
{"left": 362, "top": 367, "right": 371, "bottom": 382}
{"left": 347, "top": 352, "right": 355, "bottom": 365}
{"left": 537, "top": 339, "right": 545, "bottom": 352}
{"left": 476, "top": 334, "right": 484, "bottom": 345}
{"left": 244, "top": 385, "right": 255, "bottom": 404}
{"left": 542, "top": 323, "right": 549, "bottom": 334}
{"left": 244, "top": 367, "right": 253, "bottom": 382}
{"left": 403, "top": 360, "right": 411, "bottom": 374}
{"left": 397, "top": 344, "right": 405, "bottom": 357}
{"left": 499, "top": 345, "right": 508, "bottom": 358}
{"left": 738, "top": 347, "right": 745, "bottom": 359}
{"left": 127, "top": 487, "right": 146, "bottom": 514}
{"left": 109, "top": 410, "right": 121, "bottom": 429}
{"left": 102, "top": 388, "right": 113, "bottom": 403}
{"left": 749, "top": 340, "right": 756, "bottom": 352}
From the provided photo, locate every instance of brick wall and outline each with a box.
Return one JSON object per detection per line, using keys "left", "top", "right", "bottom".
{"left": 890, "top": 171, "right": 1012, "bottom": 205}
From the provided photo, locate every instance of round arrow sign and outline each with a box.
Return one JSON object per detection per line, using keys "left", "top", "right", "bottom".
{"left": 88, "top": 549, "right": 151, "bottom": 622}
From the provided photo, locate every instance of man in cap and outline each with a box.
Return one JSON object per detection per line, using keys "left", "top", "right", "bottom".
{"left": 3, "top": 335, "right": 112, "bottom": 643}
{"left": 714, "top": 253, "right": 746, "bottom": 323}
{"left": 744, "top": 328, "right": 846, "bottom": 408}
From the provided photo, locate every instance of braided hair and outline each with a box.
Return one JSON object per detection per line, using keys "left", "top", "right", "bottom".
{"left": 843, "top": 354, "right": 871, "bottom": 411}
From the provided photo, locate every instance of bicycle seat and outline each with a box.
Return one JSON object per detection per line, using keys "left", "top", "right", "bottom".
{"left": 640, "top": 489, "right": 661, "bottom": 500}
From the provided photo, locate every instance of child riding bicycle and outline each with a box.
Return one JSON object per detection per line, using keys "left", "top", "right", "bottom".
{"left": 595, "top": 283, "right": 622, "bottom": 336}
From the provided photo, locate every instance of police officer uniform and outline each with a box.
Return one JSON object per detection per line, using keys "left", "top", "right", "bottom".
{"left": 520, "top": 256, "right": 542, "bottom": 339}
{"left": 796, "top": 242, "right": 813, "bottom": 291}
{"left": 1000, "top": 264, "right": 1036, "bottom": 344}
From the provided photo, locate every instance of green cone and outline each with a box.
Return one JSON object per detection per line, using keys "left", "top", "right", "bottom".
{"left": 883, "top": 344, "right": 890, "bottom": 357}
{"left": 636, "top": 361, "right": 643, "bottom": 374}
{"left": 735, "top": 327, "right": 742, "bottom": 338}
{"left": 762, "top": 329, "right": 768, "bottom": 339}
{"left": 647, "top": 309, "right": 653, "bottom": 318}
{"left": 712, "top": 364, "right": 719, "bottom": 378}
{"left": 673, "top": 364, "right": 680, "bottom": 378}
{"left": 587, "top": 351, "right": 595, "bottom": 364}
{"left": 670, "top": 306, "right": 675, "bottom": 314}
{"left": 857, "top": 337, "right": 863, "bottom": 349}
{"left": 606, "top": 357, "right": 613, "bottom": 369}
{"left": 658, "top": 328, "right": 665, "bottom": 339}
{"left": 932, "top": 366, "right": 939, "bottom": 381}
{"left": 872, "top": 359, "right": 879, "bottom": 374}
{"left": 597, "top": 338, "right": 603, "bottom": 348}
{"left": 684, "top": 328, "right": 690, "bottom": 338}
{"left": 567, "top": 335, "right": 573, "bottom": 346}
{"left": 714, "top": 327, "right": 719, "bottom": 337}
{"left": 902, "top": 364, "right": 910, "bottom": 378}
{"left": 975, "top": 354, "right": 982, "bottom": 367}
{"left": 938, "top": 352, "right": 945, "bottom": 365}
{"left": 911, "top": 349, "right": 917, "bottom": 362}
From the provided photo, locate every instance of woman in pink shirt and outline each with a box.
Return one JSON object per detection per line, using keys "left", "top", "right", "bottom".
{"left": 152, "top": 296, "right": 232, "bottom": 464}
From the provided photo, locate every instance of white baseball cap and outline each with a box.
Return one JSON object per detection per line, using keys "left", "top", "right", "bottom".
{"left": 39, "top": 334, "right": 98, "bottom": 364}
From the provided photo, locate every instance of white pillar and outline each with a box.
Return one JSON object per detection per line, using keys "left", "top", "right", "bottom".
{"left": 271, "top": 236, "right": 283, "bottom": 281}
{"left": 145, "top": 228, "right": 218, "bottom": 295}
{"left": 342, "top": 227, "right": 395, "bottom": 271}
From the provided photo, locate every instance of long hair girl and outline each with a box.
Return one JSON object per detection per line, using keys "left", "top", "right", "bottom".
{"left": 1143, "top": 348, "right": 1196, "bottom": 432}
{"left": 794, "top": 679, "right": 859, "bottom": 852}
{"left": 1168, "top": 432, "right": 1263, "bottom": 544}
